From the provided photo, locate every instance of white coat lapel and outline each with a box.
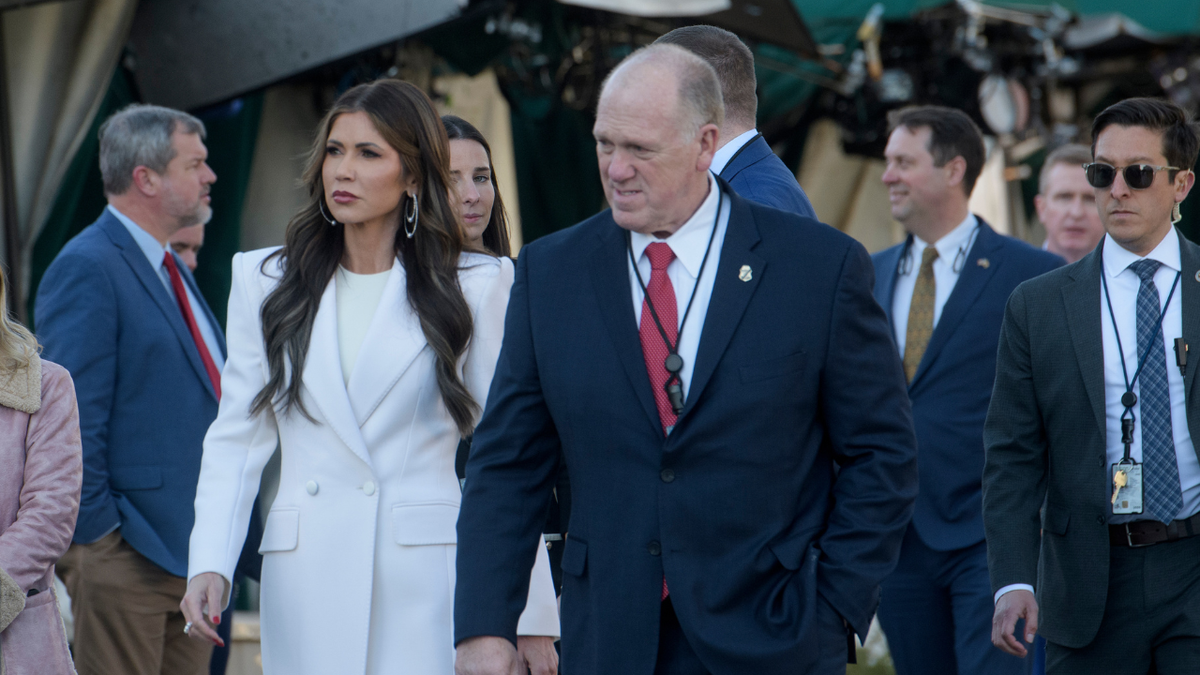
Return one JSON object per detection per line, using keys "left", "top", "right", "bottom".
{"left": 302, "top": 276, "right": 373, "bottom": 467}
{"left": 345, "top": 258, "right": 427, "bottom": 427}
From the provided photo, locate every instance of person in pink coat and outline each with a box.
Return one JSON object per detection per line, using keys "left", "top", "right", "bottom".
{"left": 0, "top": 263, "right": 82, "bottom": 675}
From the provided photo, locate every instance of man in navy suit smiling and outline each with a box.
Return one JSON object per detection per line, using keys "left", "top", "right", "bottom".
{"left": 871, "top": 106, "right": 1062, "bottom": 675}
{"left": 455, "top": 44, "right": 917, "bottom": 675}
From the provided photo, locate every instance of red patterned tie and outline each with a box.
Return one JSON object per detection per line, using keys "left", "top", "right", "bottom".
{"left": 163, "top": 252, "right": 221, "bottom": 399}
{"left": 639, "top": 242, "right": 676, "bottom": 601}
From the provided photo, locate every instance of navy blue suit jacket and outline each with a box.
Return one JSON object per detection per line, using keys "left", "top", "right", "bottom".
{"left": 871, "top": 221, "right": 1062, "bottom": 551}
{"left": 718, "top": 134, "right": 816, "bottom": 218}
{"left": 35, "top": 210, "right": 225, "bottom": 577}
{"left": 456, "top": 183, "right": 918, "bottom": 674}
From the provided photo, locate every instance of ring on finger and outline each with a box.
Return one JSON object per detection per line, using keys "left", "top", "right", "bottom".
{"left": 184, "top": 621, "right": 193, "bottom": 635}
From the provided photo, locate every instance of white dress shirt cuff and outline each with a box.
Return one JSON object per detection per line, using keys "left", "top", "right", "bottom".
{"left": 994, "top": 583, "right": 1035, "bottom": 604}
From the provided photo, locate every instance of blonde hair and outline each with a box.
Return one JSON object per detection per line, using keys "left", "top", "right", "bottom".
{"left": 0, "top": 266, "right": 39, "bottom": 373}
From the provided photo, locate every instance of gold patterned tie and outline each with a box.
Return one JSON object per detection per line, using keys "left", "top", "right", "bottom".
{"left": 903, "top": 246, "right": 939, "bottom": 382}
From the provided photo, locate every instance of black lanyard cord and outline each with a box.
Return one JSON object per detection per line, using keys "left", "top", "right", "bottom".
{"left": 1100, "top": 250, "right": 1181, "bottom": 458}
{"left": 627, "top": 186, "right": 723, "bottom": 395}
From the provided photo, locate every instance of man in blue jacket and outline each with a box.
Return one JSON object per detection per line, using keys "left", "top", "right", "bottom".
{"left": 871, "top": 106, "right": 1062, "bottom": 675}
{"left": 40, "top": 104, "right": 224, "bottom": 675}
{"left": 656, "top": 25, "right": 816, "bottom": 218}
{"left": 455, "top": 44, "right": 917, "bottom": 675}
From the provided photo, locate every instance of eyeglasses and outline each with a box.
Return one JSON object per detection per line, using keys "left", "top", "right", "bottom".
{"left": 1082, "top": 162, "right": 1180, "bottom": 190}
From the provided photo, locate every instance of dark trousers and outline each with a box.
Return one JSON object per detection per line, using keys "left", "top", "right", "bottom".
{"left": 879, "top": 525, "right": 1029, "bottom": 675}
{"left": 1045, "top": 533, "right": 1200, "bottom": 674}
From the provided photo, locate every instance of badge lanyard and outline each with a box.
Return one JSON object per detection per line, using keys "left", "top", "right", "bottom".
{"left": 1100, "top": 249, "right": 1181, "bottom": 513}
{"left": 626, "top": 187, "right": 723, "bottom": 416}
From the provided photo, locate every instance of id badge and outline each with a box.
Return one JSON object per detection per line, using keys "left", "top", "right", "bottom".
{"left": 1111, "top": 462, "right": 1144, "bottom": 515}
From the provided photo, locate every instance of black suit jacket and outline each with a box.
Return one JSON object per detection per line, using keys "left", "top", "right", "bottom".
{"left": 455, "top": 182, "right": 918, "bottom": 674}
{"left": 983, "top": 229, "right": 1200, "bottom": 647}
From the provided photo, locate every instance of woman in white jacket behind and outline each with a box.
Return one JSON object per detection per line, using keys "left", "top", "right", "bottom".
{"left": 181, "top": 79, "right": 558, "bottom": 675}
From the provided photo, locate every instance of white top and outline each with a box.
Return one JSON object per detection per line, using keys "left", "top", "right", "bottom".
{"left": 108, "top": 205, "right": 224, "bottom": 370}
{"left": 628, "top": 173, "right": 730, "bottom": 412}
{"left": 709, "top": 128, "right": 760, "bottom": 176}
{"left": 890, "top": 214, "right": 979, "bottom": 353}
{"left": 335, "top": 266, "right": 391, "bottom": 385}
{"left": 996, "top": 229, "right": 1200, "bottom": 603}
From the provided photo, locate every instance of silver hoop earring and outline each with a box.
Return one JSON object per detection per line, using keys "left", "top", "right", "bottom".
{"left": 404, "top": 193, "right": 419, "bottom": 239}
{"left": 318, "top": 198, "right": 339, "bottom": 227}
{"left": 1173, "top": 202, "right": 1183, "bottom": 225}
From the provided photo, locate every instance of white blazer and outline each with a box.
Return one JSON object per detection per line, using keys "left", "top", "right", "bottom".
{"left": 188, "top": 248, "right": 559, "bottom": 675}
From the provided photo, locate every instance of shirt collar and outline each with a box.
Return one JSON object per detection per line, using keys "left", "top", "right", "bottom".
{"left": 630, "top": 174, "right": 720, "bottom": 279}
{"left": 1103, "top": 227, "right": 1181, "bottom": 279}
{"left": 910, "top": 213, "right": 978, "bottom": 265}
{"left": 709, "top": 129, "right": 760, "bottom": 176}
{"left": 108, "top": 204, "right": 169, "bottom": 272}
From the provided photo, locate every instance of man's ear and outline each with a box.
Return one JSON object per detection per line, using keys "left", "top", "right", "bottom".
{"left": 1176, "top": 168, "right": 1196, "bottom": 202}
{"left": 944, "top": 156, "right": 968, "bottom": 189}
{"left": 130, "top": 166, "right": 159, "bottom": 197}
{"left": 696, "top": 123, "right": 720, "bottom": 173}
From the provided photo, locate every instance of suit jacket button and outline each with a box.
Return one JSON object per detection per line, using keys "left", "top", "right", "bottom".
{"left": 661, "top": 469, "right": 675, "bottom": 483}
{"left": 647, "top": 541, "right": 661, "bottom": 556}
{"left": 305, "top": 480, "right": 318, "bottom": 496}
{"left": 363, "top": 481, "right": 376, "bottom": 496}
{"left": 1096, "top": 515, "right": 1106, "bottom": 525}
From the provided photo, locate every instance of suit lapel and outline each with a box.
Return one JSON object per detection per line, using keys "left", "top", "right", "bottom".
{"left": 177, "top": 254, "right": 227, "bottom": 358}
{"left": 588, "top": 219, "right": 662, "bottom": 434}
{"left": 873, "top": 244, "right": 903, "bottom": 348}
{"left": 908, "top": 222, "right": 1003, "bottom": 389}
{"left": 685, "top": 188, "right": 764, "bottom": 418}
{"left": 100, "top": 216, "right": 218, "bottom": 401}
{"left": 1176, "top": 231, "right": 1200, "bottom": 454}
{"left": 1063, "top": 248, "right": 1106, "bottom": 436}
{"left": 717, "top": 134, "right": 767, "bottom": 183}
{"left": 302, "top": 276, "right": 373, "bottom": 467}
{"left": 345, "top": 260, "right": 426, "bottom": 428}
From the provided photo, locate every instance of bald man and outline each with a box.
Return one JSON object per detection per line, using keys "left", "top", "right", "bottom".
{"left": 453, "top": 44, "right": 918, "bottom": 675}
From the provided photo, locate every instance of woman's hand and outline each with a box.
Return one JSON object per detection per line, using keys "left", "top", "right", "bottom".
{"left": 179, "top": 572, "right": 227, "bottom": 646}
{"left": 516, "top": 635, "right": 558, "bottom": 675}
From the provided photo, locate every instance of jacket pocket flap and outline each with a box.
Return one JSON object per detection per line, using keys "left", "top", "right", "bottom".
{"left": 1042, "top": 507, "right": 1069, "bottom": 536}
{"left": 560, "top": 535, "right": 587, "bottom": 576}
{"left": 740, "top": 351, "right": 806, "bottom": 384}
{"left": 258, "top": 509, "right": 299, "bottom": 553}
{"left": 110, "top": 467, "right": 162, "bottom": 491}
{"left": 393, "top": 502, "right": 459, "bottom": 545}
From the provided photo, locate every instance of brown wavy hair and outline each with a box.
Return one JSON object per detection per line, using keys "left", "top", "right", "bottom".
{"left": 441, "top": 115, "right": 512, "bottom": 257}
{"left": 251, "top": 79, "right": 478, "bottom": 435}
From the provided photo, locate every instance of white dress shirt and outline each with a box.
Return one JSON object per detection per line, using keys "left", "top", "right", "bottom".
{"left": 709, "top": 129, "right": 760, "bottom": 176}
{"left": 890, "top": 214, "right": 979, "bottom": 352}
{"left": 108, "top": 205, "right": 224, "bottom": 370}
{"left": 628, "top": 173, "right": 730, "bottom": 406}
{"left": 996, "top": 229, "right": 1200, "bottom": 603}
{"left": 335, "top": 266, "right": 390, "bottom": 385}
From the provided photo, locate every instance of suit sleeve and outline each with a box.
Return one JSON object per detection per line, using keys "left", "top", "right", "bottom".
{"left": 0, "top": 366, "right": 81, "bottom": 591}
{"left": 455, "top": 250, "right": 562, "bottom": 647}
{"left": 187, "top": 253, "right": 280, "bottom": 607}
{"left": 816, "top": 240, "right": 919, "bottom": 640}
{"left": 460, "top": 256, "right": 560, "bottom": 638}
{"left": 982, "top": 284, "right": 1047, "bottom": 593}
{"left": 34, "top": 253, "right": 120, "bottom": 543}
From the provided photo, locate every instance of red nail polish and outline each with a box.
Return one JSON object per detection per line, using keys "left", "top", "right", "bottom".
{"left": 213, "top": 616, "right": 221, "bottom": 625}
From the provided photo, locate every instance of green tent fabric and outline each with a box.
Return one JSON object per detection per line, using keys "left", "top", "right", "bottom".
{"left": 27, "top": 66, "right": 262, "bottom": 330}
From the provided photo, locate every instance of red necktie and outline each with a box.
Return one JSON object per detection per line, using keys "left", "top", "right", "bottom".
{"left": 163, "top": 252, "right": 221, "bottom": 399}
{"left": 638, "top": 242, "right": 676, "bottom": 601}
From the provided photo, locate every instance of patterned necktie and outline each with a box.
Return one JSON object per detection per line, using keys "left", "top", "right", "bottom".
{"left": 903, "top": 246, "right": 939, "bottom": 382}
{"left": 1129, "top": 259, "right": 1182, "bottom": 524}
{"left": 164, "top": 252, "right": 221, "bottom": 399}
{"left": 638, "top": 242, "right": 676, "bottom": 601}
{"left": 639, "top": 242, "right": 679, "bottom": 434}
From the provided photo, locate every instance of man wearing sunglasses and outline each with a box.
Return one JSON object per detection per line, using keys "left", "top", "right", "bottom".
{"left": 986, "top": 97, "right": 1200, "bottom": 673}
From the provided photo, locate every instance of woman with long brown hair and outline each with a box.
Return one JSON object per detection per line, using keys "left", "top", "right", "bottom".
{"left": 181, "top": 79, "right": 558, "bottom": 674}
{"left": 0, "top": 264, "right": 81, "bottom": 675}
{"left": 442, "top": 114, "right": 512, "bottom": 256}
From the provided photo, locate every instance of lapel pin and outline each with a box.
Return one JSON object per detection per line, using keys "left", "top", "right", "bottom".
{"left": 977, "top": 258, "right": 990, "bottom": 269}
{"left": 1194, "top": 270, "right": 1200, "bottom": 282}
{"left": 738, "top": 265, "right": 752, "bottom": 282}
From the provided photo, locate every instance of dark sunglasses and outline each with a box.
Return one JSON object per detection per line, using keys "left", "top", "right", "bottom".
{"left": 1083, "top": 162, "right": 1180, "bottom": 190}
